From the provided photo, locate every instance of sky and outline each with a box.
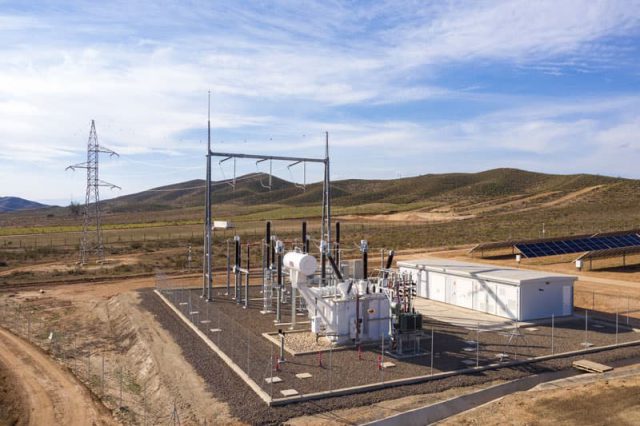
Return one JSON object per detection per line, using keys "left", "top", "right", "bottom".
{"left": 1, "top": 0, "right": 640, "bottom": 205}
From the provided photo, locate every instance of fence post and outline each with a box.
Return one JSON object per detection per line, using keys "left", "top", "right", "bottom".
{"left": 329, "top": 345, "right": 333, "bottom": 391}
{"left": 551, "top": 314, "right": 554, "bottom": 355}
{"left": 430, "top": 327, "right": 434, "bottom": 375}
{"left": 627, "top": 297, "right": 630, "bottom": 325}
{"left": 476, "top": 322, "right": 479, "bottom": 367}
{"left": 616, "top": 309, "right": 618, "bottom": 345}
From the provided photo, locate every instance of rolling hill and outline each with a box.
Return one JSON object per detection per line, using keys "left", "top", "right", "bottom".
{"left": 104, "top": 168, "right": 623, "bottom": 213}
{"left": 0, "top": 197, "right": 49, "bottom": 213}
{"left": 0, "top": 168, "right": 632, "bottom": 230}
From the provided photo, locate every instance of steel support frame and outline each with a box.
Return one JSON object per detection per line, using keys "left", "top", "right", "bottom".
{"left": 203, "top": 131, "right": 332, "bottom": 306}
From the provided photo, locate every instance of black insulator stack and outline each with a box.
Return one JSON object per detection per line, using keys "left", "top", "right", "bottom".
{"left": 302, "top": 221, "right": 307, "bottom": 253}
{"left": 266, "top": 221, "right": 271, "bottom": 268}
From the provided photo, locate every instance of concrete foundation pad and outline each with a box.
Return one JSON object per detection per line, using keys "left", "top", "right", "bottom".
{"left": 413, "top": 298, "right": 535, "bottom": 330}
{"left": 296, "top": 373, "right": 312, "bottom": 379}
{"left": 382, "top": 362, "right": 396, "bottom": 369}
{"left": 265, "top": 376, "right": 282, "bottom": 384}
{"left": 209, "top": 328, "right": 222, "bottom": 333}
{"left": 281, "top": 389, "right": 299, "bottom": 396}
{"left": 462, "top": 347, "right": 476, "bottom": 352}
{"left": 200, "top": 320, "right": 211, "bottom": 324}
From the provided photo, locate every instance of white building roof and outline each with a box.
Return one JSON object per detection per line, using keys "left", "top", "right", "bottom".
{"left": 397, "top": 257, "right": 576, "bottom": 285}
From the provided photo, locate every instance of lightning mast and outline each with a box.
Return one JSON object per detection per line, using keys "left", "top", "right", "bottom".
{"left": 66, "top": 120, "right": 120, "bottom": 265}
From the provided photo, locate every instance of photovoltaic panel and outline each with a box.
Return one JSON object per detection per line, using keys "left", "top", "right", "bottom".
{"left": 516, "top": 234, "right": 640, "bottom": 258}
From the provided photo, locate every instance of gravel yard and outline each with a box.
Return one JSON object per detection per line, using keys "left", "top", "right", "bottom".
{"left": 141, "top": 286, "right": 640, "bottom": 424}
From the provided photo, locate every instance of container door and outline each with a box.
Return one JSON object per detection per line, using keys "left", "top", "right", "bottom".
{"left": 457, "top": 278, "right": 474, "bottom": 309}
{"left": 429, "top": 273, "right": 446, "bottom": 302}
{"left": 486, "top": 283, "right": 497, "bottom": 315}
{"left": 419, "top": 270, "right": 428, "bottom": 298}
{"left": 474, "top": 281, "right": 488, "bottom": 312}
{"left": 496, "top": 284, "right": 518, "bottom": 319}
{"left": 447, "top": 278, "right": 456, "bottom": 305}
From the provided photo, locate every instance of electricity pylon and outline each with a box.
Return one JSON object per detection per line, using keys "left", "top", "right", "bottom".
{"left": 66, "top": 120, "right": 120, "bottom": 264}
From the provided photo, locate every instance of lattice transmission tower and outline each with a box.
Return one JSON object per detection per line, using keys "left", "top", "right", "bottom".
{"left": 66, "top": 120, "right": 120, "bottom": 264}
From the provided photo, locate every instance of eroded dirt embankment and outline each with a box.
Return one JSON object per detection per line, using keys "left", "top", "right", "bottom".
{"left": 0, "top": 358, "right": 28, "bottom": 426}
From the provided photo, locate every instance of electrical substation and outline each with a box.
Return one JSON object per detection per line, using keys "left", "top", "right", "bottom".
{"left": 149, "top": 105, "right": 640, "bottom": 408}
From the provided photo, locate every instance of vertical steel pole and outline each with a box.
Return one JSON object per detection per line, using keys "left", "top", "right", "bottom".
{"left": 326, "top": 132, "right": 331, "bottom": 249}
{"left": 276, "top": 242, "right": 283, "bottom": 323}
{"left": 203, "top": 91, "right": 213, "bottom": 302}
{"left": 245, "top": 244, "right": 250, "bottom": 309}
{"left": 616, "top": 309, "right": 618, "bottom": 345}
{"left": 234, "top": 236, "right": 240, "bottom": 303}
{"left": 551, "top": 313, "right": 555, "bottom": 355}
{"left": 226, "top": 239, "right": 230, "bottom": 296}
{"left": 476, "top": 322, "right": 479, "bottom": 367}
{"left": 430, "top": 327, "right": 434, "bottom": 375}
{"left": 627, "top": 297, "right": 630, "bottom": 325}
{"left": 585, "top": 310, "right": 589, "bottom": 345}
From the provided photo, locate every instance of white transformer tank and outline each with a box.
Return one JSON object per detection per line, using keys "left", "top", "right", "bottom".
{"left": 306, "top": 284, "right": 390, "bottom": 344}
{"left": 282, "top": 251, "right": 391, "bottom": 345}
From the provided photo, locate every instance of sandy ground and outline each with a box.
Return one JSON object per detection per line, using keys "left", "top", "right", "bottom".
{"left": 0, "top": 275, "right": 239, "bottom": 425}
{"left": 337, "top": 186, "right": 605, "bottom": 224}
{"left": 0, "top": 356, "right": 27, "bottom": 425}
{"left": 338, "top": 211, "right": 475, "bottom": 223}
{"left": 442, "top": 364, "right": 640, "bottom": 425}
{"left": 2, "top": 244, "right": 640, "bottom": 425}
{"left": 0, "top": 327, "right": 115, "bottom": 426}
{"left": 0, "top": 253, "right": 142, "bottom": 277}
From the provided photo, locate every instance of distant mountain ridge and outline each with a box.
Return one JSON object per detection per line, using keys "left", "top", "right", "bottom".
{"left": 104, "top": 168, "right": 624, "bottom": 213}
{"left": 0, "top": 197, "right": 49, "bottom": 212}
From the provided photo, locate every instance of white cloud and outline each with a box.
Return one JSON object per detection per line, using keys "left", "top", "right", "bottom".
{"left": 0, "top": 1, "right": 639, "bottom": 200}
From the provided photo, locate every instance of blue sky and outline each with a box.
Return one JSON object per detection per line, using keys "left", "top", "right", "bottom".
{"left": 1, "top": 0, "right": 640, "bottom": 205}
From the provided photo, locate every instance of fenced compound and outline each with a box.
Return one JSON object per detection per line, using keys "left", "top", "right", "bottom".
{"left": 155, "top": 275, "right": 640, "bottom": 406}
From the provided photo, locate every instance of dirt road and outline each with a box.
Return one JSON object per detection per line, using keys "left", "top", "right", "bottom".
{"left": 0, "top": 327, "right": 115, "bottom": 426}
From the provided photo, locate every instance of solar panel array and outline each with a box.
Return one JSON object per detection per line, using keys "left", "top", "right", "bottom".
{"left": 516, "top": 234, "right": 640, "bottom": 258}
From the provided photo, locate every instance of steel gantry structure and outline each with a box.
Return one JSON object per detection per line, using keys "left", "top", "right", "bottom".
{"left": 201, "top": 123, "right": 332, "bottom": 302}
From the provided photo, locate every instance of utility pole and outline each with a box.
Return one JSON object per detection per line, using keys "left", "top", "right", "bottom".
{"left": 66, "top": 120, "right": 120, "bottom": 265}
{"left": 203, "top": 91, "right": 213, "bottom": 301}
